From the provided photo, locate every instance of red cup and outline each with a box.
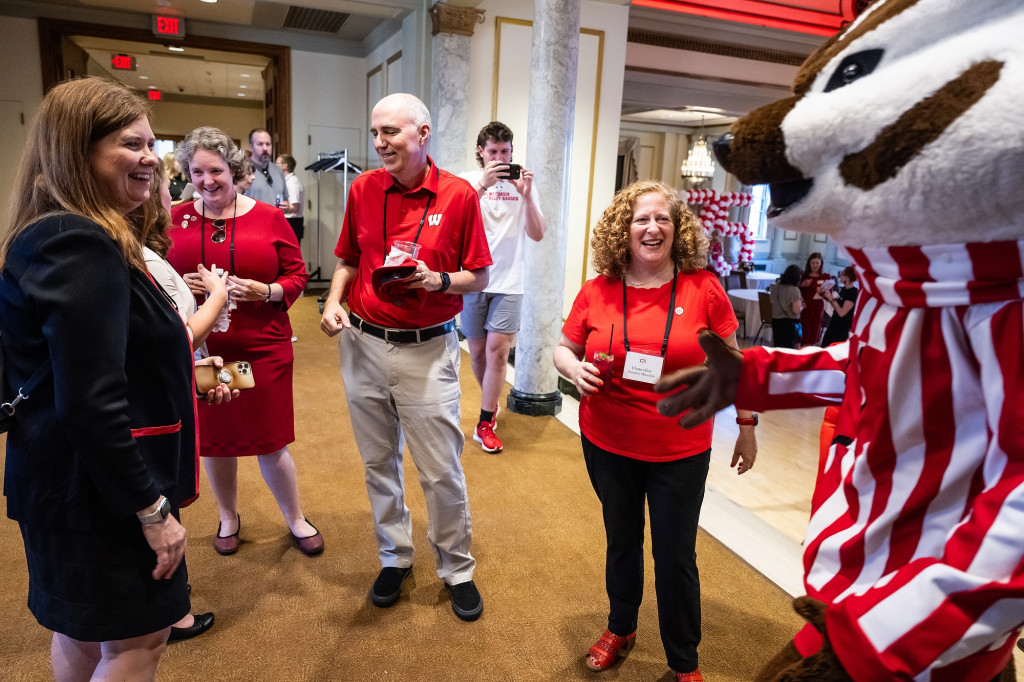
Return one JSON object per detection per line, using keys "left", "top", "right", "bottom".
{"left": 592, "top": 353, "right": 613, "bottom": 392}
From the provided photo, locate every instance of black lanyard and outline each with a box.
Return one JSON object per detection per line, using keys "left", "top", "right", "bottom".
{"left": 200, "top": 197, "right": 237, "bottom": 274}
{"left": 621, "top": 266, "right": 678, "bottom": 356}
{"left": 381, "top": 164, "right": 439, "bottom": 263}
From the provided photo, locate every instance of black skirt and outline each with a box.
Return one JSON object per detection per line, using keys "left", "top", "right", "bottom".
{"left": 19, "top": 517, "right": 189, "bottom": 642}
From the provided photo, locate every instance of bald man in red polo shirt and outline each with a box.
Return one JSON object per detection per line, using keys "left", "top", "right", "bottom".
{"left": 321, "top": 93, "right": 492, "bottom": 621}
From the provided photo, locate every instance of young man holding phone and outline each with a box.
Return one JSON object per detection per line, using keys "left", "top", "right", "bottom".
{"left": 459, "top": 121, "right": 547, "bottom": 454}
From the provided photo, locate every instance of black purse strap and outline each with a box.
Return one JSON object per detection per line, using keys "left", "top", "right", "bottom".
{"left": 1, "top": 357, "right": 52, "bottom": 418}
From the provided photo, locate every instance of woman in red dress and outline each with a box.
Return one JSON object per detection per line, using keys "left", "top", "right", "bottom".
{"left": 798, "top": 251, "right": 830, "bottom": 347}
{"left": 168, "top": 127, "right": 323, "bottom": 557}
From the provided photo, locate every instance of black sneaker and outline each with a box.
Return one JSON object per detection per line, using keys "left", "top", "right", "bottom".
{"left": 370, "top": 566, "right": 412, "bottom": 607}
{"left": 446, "top": 580, "right": 483, "bottom": 621}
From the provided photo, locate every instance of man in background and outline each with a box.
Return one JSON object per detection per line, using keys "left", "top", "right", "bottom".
{"left": 275, "top": 154, "right": 305, "bottom": 243}
{"left": 459, "top": 121, "right": 546, "bottom": 454}
{"left": 245, "top": 129, "right": 286, "bottom": 206}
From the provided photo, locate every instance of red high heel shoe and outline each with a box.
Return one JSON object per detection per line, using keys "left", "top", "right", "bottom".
{"left": 585, "top": 629, "right": 636, "bottom": 672}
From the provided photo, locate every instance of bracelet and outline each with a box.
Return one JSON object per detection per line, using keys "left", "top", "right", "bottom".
{"left": 736, "top": 414, "right": 758, "bottom": 426}
{"left": 265, "top": 283, "right": 273, "bottom": 302}
{"left": 438, "top": 272, "right": 451, "bottom": 293}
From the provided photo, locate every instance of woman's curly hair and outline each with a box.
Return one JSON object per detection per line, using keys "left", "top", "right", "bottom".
{"left": 175, "top": 126, "right": 246, "bottom": 184}
{"left": 590, "top": 180, "right": 708, "bottom": 279}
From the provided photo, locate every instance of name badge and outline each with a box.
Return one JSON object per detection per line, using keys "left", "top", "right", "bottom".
{"left": 622, "top": 350, "right": 664, "bottom": 384}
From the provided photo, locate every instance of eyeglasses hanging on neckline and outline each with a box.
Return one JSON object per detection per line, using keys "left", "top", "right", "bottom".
{"left": 210, "top": 218, "right": 227, "bottom": 243}
{"left": 260, "top": 166, "right": 273, "bottom": 186}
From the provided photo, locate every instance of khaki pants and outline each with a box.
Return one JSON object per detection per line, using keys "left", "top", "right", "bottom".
{"left": 338, "top": 325, "right": 475, "bottom": 584}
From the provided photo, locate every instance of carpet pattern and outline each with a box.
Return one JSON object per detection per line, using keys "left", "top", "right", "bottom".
{"left": 0, "top": 295, "right": 802, "bottom": 681}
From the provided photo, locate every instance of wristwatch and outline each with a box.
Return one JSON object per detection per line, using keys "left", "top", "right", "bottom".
{"left": 438, "top": 271, "right": 451, "bottom": 293}
{"left": 736, "top": 415, "right": 759, "bottom": 426}
{"left": 137, "top": 496, "right": 171, "bottom": 525}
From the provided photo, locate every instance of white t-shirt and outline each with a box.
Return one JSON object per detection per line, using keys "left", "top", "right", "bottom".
{"left": 458, "top": 169, "right": 541, "bottom": 295}
{"left": 283, "top": 172, "right": 304, "bottom": 219}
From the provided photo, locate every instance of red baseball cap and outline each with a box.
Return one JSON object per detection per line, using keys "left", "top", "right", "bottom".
{"left": 371, "top": 257, "right": 426, "bottom": 308}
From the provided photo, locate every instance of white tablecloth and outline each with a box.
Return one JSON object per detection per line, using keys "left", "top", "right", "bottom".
{"left": 728, "top": 288, "right": 764, "bottom": 339}
{"left": 745, "top": 271, "right": 778, "bottom": 290}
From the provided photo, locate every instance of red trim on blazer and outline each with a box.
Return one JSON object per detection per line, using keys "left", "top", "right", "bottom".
{"left": 129, "top": 421, "right": 182, "bottom": 438}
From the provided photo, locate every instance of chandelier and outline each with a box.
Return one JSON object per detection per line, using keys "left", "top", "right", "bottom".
{"left": 680, "top": 117, "right": 715, "bottom": 183}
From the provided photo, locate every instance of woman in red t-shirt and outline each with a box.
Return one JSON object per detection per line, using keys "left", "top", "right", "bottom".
{"left": 553, "top": 181, "right": 758, "bottom": 682}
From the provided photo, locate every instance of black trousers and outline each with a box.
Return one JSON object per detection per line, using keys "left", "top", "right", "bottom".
{"left": 772, "top": 317, "right": 799, "bottom": 348}
{"left": 582, "top": 435, "right": 710, "bottom": 674}
{"left": 286, "top": 216, "right": 304, "bottom": 241}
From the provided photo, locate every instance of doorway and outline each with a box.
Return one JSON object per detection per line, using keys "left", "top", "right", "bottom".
{"left": 37, "top": 18, "right": 291, "bottom": 154}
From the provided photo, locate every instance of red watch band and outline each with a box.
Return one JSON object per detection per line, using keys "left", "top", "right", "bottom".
{"left": 736, "top": 415, "right": 758, "bottom": 426}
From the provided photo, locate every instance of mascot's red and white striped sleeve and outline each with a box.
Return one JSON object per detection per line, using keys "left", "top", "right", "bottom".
{"left": 737, "top": 241, "right": 1024, "bottom": 681}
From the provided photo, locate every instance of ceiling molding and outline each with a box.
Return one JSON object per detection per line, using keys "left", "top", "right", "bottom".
{"left": 631, "top": 0, "right": 857, "bottom": 36}
{"left": 628, "top": 29, "right": 807, "bottom": 66}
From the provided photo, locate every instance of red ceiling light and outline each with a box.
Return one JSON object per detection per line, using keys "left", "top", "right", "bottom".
{"left": 632, "top": 0, "right": 858, "bottom": 37}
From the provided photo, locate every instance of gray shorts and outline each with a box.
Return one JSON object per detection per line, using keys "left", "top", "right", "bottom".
{"left": 460, "top": 292, "right": 522, "bottom": 338}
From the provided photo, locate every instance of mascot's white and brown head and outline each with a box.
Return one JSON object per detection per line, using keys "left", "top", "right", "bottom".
{"left": 715, "top": 0, "right": 1024, "bottom": 249}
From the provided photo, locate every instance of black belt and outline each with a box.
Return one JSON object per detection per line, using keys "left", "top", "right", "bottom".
{"left": 350, "top": 313, "right": 456, "bottom": 344}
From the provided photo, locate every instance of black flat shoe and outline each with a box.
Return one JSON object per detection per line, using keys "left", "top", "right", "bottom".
{"left": 214, "top": 514, "right": 240, "bottom": 556}
{"left": 291, "top": 519, "right": 324, "bottom": 556}
{"left": 168, "top": 612, "right": 215, "bottom": 642}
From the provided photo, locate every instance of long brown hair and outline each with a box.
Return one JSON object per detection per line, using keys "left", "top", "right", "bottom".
{"left": 591, "top": 180, "right": 708, "bottom": 279}
{"left": 144, "top": 162, "right": 173, "bottom": 259}
{"left": 0, "top": 77, "right": 152, "bottom": 270}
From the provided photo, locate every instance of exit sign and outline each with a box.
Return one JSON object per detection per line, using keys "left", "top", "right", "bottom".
{"left": 148, "top": 90, "right": 162, "bottom": 101}
{"left": 111, "top": 54, "right": 136, "bottom": 71}
{"left": 152, "top": 14, "right": 185, "bottom": 39}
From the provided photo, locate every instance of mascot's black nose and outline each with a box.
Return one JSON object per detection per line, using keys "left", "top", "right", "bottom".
{"left": 712, "top": 133, "right": 733, "bottom": 171}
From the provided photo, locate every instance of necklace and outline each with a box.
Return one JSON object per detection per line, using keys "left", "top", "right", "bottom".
{"left": 201, "top": 194, "right": 239, "bottom": 274}
{"left": 626, "top": 265, "right": 671, "bottom": 287}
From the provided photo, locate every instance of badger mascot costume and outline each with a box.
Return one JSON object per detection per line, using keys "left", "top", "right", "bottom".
{"left": 655, "top": 0, "right": 1024, "bottom": 680}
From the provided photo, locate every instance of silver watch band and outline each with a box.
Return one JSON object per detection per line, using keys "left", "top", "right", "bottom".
{"left": 137, "top": 496, "right": 170, "bottom": 524}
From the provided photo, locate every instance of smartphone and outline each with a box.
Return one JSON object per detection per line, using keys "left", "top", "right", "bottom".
{"left": 506, "top": 164, "right": 521, "bottom": 180}
{"left": 195, "top": 361, "right": 255, "bottom": 394}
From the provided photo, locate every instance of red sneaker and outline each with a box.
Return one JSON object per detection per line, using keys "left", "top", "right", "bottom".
{"left": 675, "top": 669, "right": 704, "bottom": 682}
{"left": 488, "top": 404, "right": 500, "bottom": 431}
{"left": 473, "top": 421, "right": 503, "bottom": 453}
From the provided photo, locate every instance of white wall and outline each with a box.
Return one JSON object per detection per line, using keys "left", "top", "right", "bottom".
{"left": 289, "top": 49, "right": 366, "bottom": 281}
{"left": 0, "top": 16, "right": 44, "bottom": 228}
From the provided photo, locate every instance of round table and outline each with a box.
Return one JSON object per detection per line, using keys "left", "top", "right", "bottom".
{"left": 728, "top": 288, "right": 763, "bottom": 339}
{"left": 745, "top": 271, "right": 778, "bottom": 290}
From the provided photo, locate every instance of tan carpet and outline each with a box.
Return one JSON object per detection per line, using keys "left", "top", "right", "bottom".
{"left": 0, "top": 294, "right": 802, "bottom": 681}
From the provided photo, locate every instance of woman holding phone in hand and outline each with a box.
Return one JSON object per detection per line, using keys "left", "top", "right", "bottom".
{"left": 168, "top": 127, "right": 321, "bottom": 558}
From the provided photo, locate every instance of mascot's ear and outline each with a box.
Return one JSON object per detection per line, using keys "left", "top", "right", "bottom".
{"left": 792, "top": 596, "right": 829, "bottom": 634}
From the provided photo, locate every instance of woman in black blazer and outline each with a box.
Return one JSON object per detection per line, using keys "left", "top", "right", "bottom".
{"left": 0, "top": 77, "right": 199, "bottom": 680}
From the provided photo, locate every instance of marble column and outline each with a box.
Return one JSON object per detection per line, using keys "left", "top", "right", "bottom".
{"left": 508, "top": 0, "right": 581, "bottom": 417}
{"left": 767, "top": 225, "right": 783, "bottom": 259}
{"left": 428, "top": 2, "right": 485, "bottom": 172}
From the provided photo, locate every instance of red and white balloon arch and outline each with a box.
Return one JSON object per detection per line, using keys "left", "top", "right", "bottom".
{"left": 680, "top": 189, "right": 754, "bottom": 276}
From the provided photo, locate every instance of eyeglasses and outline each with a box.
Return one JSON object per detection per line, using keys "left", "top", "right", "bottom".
{"left": 210, "top": 219, "right": 226, "bottom": 244}
{"left": 260, "top": 166, "right": 273, "bottom": 186}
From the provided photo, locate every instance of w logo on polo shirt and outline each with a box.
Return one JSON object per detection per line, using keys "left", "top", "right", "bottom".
{"left": 427, "top": 214, "right": 442, "bottom": 227}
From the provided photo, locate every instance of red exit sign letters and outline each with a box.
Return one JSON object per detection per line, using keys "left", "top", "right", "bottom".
{"left": 152, "top": 14, "right": 185, "bottom": 39}
{"left": 111, "top": 54, "right": 136, "bottom": 71}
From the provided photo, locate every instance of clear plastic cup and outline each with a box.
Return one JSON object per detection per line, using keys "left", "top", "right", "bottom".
{"left": 592, "top": 352, "right": 613, "bottom": 392}
{"left": 392, "top": 241, "right": 421, "bottom": 260}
